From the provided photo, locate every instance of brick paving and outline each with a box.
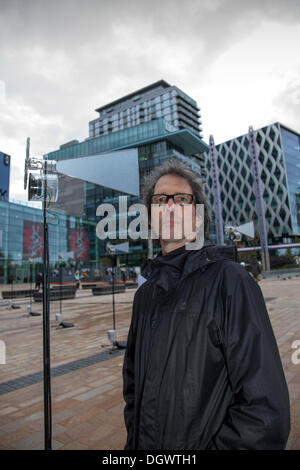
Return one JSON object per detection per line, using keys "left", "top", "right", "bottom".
{"left": 0, "top": 277, "right": 300, "bottom": 450}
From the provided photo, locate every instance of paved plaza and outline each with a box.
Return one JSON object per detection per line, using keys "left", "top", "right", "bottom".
{"left": 0, "top": 276, "right": 299, "bottom": 450}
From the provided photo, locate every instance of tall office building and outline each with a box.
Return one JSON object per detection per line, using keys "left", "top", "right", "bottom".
{"left": 89, "top": 80, "right": 202, "bottom": 139}
{"left": 0, "top": 152, "right": 10, "bottom": 201}
{"left": 47, "top": 81, "right": 208, "bottom": 268}
{"left": 204, "top": 122, "right": 300, "bottom": 246}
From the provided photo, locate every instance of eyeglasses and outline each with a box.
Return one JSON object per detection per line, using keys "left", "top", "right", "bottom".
{"left": 151, "top": 193, "right": 194, "bottom": 206}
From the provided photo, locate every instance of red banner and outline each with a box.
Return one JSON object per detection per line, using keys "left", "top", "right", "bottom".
{"left": 23, "top": 221, "right": 44, "bottom": 260}
{"left": 69, "top": 229, "right": 90, "bottom": 261}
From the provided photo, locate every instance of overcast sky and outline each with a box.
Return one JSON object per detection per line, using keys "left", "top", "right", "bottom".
{"left": 0, "top": 0, "right": 300, "bottom": 201}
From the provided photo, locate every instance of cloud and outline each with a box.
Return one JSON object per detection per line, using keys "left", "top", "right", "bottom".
{"left": 272, "top": 74, "right": 300, "bottom": 131}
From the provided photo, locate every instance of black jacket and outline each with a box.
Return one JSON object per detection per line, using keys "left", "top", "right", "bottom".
{"left": 122, "top": 242, "right": 290, "bottom": 450}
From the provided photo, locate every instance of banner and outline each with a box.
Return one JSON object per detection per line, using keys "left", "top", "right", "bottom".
{"left": 23, "top": 221, "right": 44, "bottom": 259}
{"left": 69, "top": 229, "right": 90, "bottom": 261}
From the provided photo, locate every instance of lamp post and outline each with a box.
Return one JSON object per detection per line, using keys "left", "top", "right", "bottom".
{"left": 42, "top": 159, "right": 52, "bottom": 451}
{"left": 248, "top": 126, "right": 271, "bottom": 271}
{"left": 209, "top": 135, "right": 224, "bottom": 245}
{"left": 58, "top": 253, "right": 63, "bottom": 319}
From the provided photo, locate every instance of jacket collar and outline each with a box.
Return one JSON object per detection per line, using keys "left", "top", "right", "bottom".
{"left": 141, "top": 240, "right": 237, "bottom": 295}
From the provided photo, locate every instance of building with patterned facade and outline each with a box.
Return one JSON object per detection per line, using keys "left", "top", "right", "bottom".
{"left": 204, "top": 122, "right": 300, "bottom": 246}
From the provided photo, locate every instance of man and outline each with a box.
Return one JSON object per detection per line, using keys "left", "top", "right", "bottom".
{"left": 74, "top": 270, "right": 81, "bottom": 289}
{"left": 249, "top": 256, "right": 261, "bottom": 283}
{"left": 122, "top": 158, "right": 290, "bottom": 450}
{"left": 35, "top": 272, "right": 42, "bottom": 291}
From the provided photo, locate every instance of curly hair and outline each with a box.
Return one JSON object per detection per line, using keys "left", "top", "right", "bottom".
{"left": 141, "top": 157, "right": 210, "bottom": 240}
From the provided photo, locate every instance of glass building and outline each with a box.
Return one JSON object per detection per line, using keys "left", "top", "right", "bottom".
{"left": 280, "top": 125, "right": 300, "bottom": 234}
{"left": 46, "top": 117, "right": 208, "bottom": 269}
{"left": 89, "top": 80, "right": 203, "bottom": 139}
{"left": 204, "top": 122, "right": 300, "bottom": 246}
{"left": 0, "top": 199, "right": 98, "bottom": 284}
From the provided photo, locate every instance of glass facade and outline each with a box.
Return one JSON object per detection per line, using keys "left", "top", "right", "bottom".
{"left": 280, "top": 125, "right": 300, "bottom": 235}
{"left": 81, "top": 138, "right": 203, "bottom": 265}
{"left": 0, "top": 152, "right": 10, "bottom": 201}
{"left": 47, "top": 119, "right": 169, "bottom": 161}
{"left": 89, "top": 81, "right": 202, "bottom": 139}
{"left": 0, "top": 200, "right": 98, "bottom": 284}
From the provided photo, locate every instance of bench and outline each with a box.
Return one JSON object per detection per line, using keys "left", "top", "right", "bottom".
{"left": 2, "top": 289, "right": 35, "bottom": 299}
{"left": 125, "top": 282, "right": 138, "bottom": 289}
{"left": 33, "top": 285, "right": 77, "bottom": 302}
{"left": 81, "top": 281, "right": 107, "bottom": 290}
{"left": 92, "top": 285, "right": 126, "bottom": 296}
{"left": 81, "top": 283, "right": 97, "bottom": 289}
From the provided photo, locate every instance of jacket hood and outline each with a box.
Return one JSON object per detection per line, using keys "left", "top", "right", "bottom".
{"left": 141, "top": 240, "right": 237, "bottom": 296}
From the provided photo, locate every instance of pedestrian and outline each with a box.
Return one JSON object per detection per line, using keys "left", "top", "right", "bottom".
{"left": 35, "top": 272, "right": 42, "bottom": 291}
{"left": 74, "top": 270, "right": 81, "bottom": 289}
{"left": 122, "top": 158, "right": 290, "bottom": 450}
{"left": 249, "top": 256, "right": 261, "bottom": 283}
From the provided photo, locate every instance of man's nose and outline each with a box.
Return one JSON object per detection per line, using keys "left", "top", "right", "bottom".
{"left": 167, "top": 197, "right": 175, "bottom": 207}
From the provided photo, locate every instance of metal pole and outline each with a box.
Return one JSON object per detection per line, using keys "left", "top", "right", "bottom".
{"left": 248, "top": 126, "right": 270, "bottom": 271}
{"left": 43, "top": 159, "right": 52, "bottom": 450}
{"left": 148, "top": 236, "right": 153, "bottom": 259}
{"left": 238, "top": 242, "right": 300, "bottom": 251}
{"left": 29, "top": 262, "right": 32, "bottom": 312}
{"left": 60, "top": 264, "right": 62, "bottom": 317}
{"left": 112, "top": 257, "right": 116, "bottom": 331}
{"left": 209, "top": 135, "right": 224, "bottom": 245}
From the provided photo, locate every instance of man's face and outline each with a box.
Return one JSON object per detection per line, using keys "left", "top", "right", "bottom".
{"left": 151, "top": 174, "right": 199, "bottom": 241}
